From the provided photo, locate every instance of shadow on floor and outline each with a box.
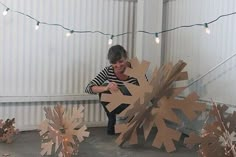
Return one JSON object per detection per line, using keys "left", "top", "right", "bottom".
{"left": 0, "top": 127, "right": 198, "bottom": 157}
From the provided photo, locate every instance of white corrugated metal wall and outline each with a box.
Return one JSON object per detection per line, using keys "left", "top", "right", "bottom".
{"left": 162, "top": 0, "right": 236, "bottom": 111}
{"left": 0, "top": 0, "right": 137, "bottom": 130}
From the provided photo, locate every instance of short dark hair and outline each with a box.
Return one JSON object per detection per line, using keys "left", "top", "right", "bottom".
{"left": 107, "top": 45, "right": 128, "bottom": 64}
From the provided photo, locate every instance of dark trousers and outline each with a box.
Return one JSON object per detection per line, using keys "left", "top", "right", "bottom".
{"left": 99, "top": 84, "right": 130, "bottom": 134}
{"left": 100, "top": 100, "right": 128, "bottom": 134}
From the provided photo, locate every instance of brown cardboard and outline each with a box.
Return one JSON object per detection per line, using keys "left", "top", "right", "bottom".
{"left": 184, "top": 103, "right": 236, "bottom": 157}
{"left": 101, "top": 58, "right": 206, "bottom": 152}
{"left": 0, "top": 118, "right": 18, "bottom": 143}
{"left": 39, "top": 105, "right": 90, "bottom": 157}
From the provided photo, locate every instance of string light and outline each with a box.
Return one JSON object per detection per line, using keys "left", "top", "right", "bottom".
{"left": 155, "top": 33, "right": 160, "bottom": 44}
{"left": 35, "top": 21, "right": 40, "bottom": 30}
{"left": 204, "top": 23, "right": 211, "bottom": 34}
{"left": 108, "top": 35, "right": 114, "bottom": 45}
{"left": 66, "top": 30, "right": 74, "bottom": 37}
{"left": 1, "top": 1, "right": 236, "bottom": 42}
{"left": 0, "top": 1, "right": 236, "bottom": 100}
{"left": 2, "top": 8, "right": 9, "bottom": 16}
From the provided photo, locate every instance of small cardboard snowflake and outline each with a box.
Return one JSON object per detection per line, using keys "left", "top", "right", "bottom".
{"left": 39, "top": 104, "right": 90, "bottom": 157}
{"left": 184, "top": 103, "right": 236, "bottom": 157}
{"left": 0, "top": 118, "right": 18, "bottom": 143}
{"left": 101, "top": 57, "right": 206, "bottom": 152}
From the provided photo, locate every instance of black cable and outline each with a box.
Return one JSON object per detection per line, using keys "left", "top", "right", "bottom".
{"left": 1, "top": 1, "right": 236, "bottom": 38}
{"left": 0, "top": 1, "right": 7, "bottom": 8}
{"left": 1, "top": 1, "right": 236, "bottom": 91}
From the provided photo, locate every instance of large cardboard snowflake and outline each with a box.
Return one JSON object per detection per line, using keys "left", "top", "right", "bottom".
{"left": 184, "top": 103, "right": 236, "bottom": 157}
{"left": 101, "top": 57, "right": 206, "bottom": 152}
{"left": 39, "top": 105, "right": 90, "bottom": 157}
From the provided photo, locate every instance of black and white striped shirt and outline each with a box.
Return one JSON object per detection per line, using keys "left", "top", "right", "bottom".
{"left": 85, "top": 65, "right": 138, "bottom": 94}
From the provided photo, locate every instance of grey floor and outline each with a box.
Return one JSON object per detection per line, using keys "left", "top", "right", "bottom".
{"left": 0, "top": 127, "right": 198, "bottom": 157}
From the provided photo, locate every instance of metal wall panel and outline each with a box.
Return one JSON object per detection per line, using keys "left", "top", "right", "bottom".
{"left": 0, "top": 0, "right": 137, "bottom": 97}
{"left": 0, "top": 0, "right": 137, "bottom": 130}
{"left": 0, "top": 101, "right": 107, "bottom": 131}
{"left": 163, "top": 0, "right": 236, "bottom": 109}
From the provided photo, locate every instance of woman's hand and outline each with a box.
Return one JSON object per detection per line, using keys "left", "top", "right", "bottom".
{"left": 91, "top": 82, "right": 118, "bottom": 93}
{"left": 106, "top": 82, "right": 119, "bottom": 91}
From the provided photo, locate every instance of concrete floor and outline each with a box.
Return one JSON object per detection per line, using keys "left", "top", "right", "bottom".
{"left": 0, "top": 127, "right": 198, "bottom": 157}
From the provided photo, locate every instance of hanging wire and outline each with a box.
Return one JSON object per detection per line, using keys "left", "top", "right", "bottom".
{"left": 1, "top": 1, "right": 236, "bottom": 99}
{"left": 1, "top": 1, "right": 236, "bottom": 37}
{"left": 186, "top": 53, "right": 236, "bottom": 88}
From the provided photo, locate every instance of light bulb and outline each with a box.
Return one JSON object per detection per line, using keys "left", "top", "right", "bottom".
{"left": 35, "top": 21, "right": 40, "bottom": 30}
{"left": 108, "top": 39, "right": 112, "bottom": 45}
{"left": 108, "top": 35, "right": 114, "bottom": 45}
{"left": 205, "top": 28, "right": 210, "bottom": 34}
{"left": 66, "top": 32, "right": 71, "bottom": 37}
{"left": 3, "top": 8, "right": 9, "bottom": 16}
{"left": 155, "top": 33, "right": 160, "bottom": 44}
{"left": 66, "top": 30, "right": 74, "bottom": 37}
{"left": 204, "top": 23, "right": 210, "bottom": 34}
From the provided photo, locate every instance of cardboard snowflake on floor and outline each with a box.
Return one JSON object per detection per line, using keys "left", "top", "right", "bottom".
{"left": 0, "top": 118, "right": 18, "bottom": 143}
{"left": 39, "top": 105, "right": 90, "bottom": 157}
{"left": 184, "top": 102, "right": 236, "bottom": 157}
{"left": 101, "top": 57, "right": 206, "bottom": 152}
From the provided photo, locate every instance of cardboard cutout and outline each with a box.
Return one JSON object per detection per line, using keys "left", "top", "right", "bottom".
{"left": 185, "top": 103, "right": 236, "bottom": 157}
{"left": 0, "top": 118, "right": 18, "bottom": 143}
{"left": 101, "top": 58, "right": 206, "bottom": 152}
{"left": 39, "top": 105, "right": 89, "bottom": 157}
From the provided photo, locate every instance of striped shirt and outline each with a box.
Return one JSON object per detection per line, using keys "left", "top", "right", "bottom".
{"left": 85, "top": 65, "right": 138, "bottom": 94}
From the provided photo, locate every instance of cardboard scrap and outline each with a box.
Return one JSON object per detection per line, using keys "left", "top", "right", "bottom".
{"left": 101, "top": 58, "right": 206, "bottom": 152}
{"left": 184, "top": 103, "right": 236, "bottom": 157}
{"left": 0, "top": 118, "right": 18, "bottom": 143}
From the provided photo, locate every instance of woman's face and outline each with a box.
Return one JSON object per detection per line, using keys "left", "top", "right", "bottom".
{"left": 112, "top": 57, "right": 127, "bottom": 74}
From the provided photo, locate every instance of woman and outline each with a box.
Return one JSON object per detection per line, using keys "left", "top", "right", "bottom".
{"left": 85, "top": 45, "right": 138, "bottom": 135}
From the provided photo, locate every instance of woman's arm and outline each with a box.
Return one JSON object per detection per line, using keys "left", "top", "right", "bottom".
{"left": 91, "top": 82, "right": 118, "bottom": 93}
{"left": 85, "top": 66, "right": 118, "bottom": 94}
